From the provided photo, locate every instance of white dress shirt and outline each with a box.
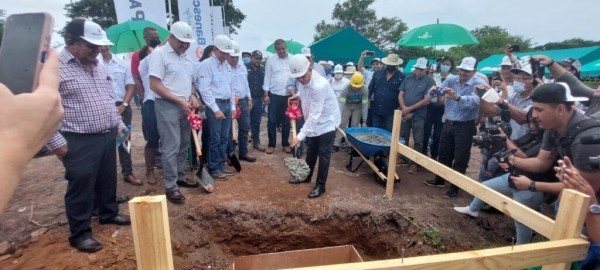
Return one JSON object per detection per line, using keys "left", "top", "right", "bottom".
{"left": 148, "top": 42, "right": 194, "bottom": 99}
{"left": 230, "top": 59, "right": 251, "bottom": 98}
{"left": 329, "top": 77, "right": 350, "bottom": 99}
{"left": 138, "top": 55, "right": 154, "bottom": 102}
{"left": 197, "top": 55, "right": 235, "bottom": 113}
{"left": 296, "top": 72, "right": 341, "bottom": 141}
{"left": 103, "top": 53, "right": 134, "bottom": 102}
{"left": 262, "top": 54, "right": 291, "bottom": 96}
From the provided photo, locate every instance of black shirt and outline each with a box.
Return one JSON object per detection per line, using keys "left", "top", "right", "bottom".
{"left": 368, "top": 69, "right": 406, "bottom": 117}
{"left": 246, "top": 63, "right": 265, "bottom": 98}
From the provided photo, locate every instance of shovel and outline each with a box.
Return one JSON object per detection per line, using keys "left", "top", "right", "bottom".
{"left": 192, "top": 127, "right": 214, "bottom": 193}
{"left": 228, "top": 117, "right": 242, "bottom": 172}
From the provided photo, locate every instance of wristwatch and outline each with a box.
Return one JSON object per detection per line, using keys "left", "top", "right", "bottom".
{"left": 528, "top": 181, "right": 537, "bottom": 192}
{"left": 590, "top": 204, "right": 600, "bottom": 214}
{"left": 122, "top": 102, "right": 129, "bottom": 107}
{"left": 456, "top": 95, "right": 461, "bottom": 102}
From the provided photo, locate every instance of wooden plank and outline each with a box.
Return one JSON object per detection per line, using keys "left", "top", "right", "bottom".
{"left": 542, "top": 189, "right": 590, "bottom": 270}
{"left": 285, "top": 238, "right": 589, "bottom": 270}
{"left": 395, "top": 143, "right": 556, "bottom": 239}
{"left": 234, "top": 245, "right": 363, "bottom": 270}
{"left": 129, "top": 195, "right": 174, "bottom": 270}
{"left": 386, "top": 110, "right": 402, "bottom": 199}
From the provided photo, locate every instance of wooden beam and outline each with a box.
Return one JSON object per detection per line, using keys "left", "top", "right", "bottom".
{"left": 129, "top": 195, "right": 174, "bottom": 270}
{"left": 386, "top": 110, "right": 402, "bottom": 199}
{"left": 542, "top": 189, "right": 590, "bottom": 270}
{"left": 284, "top": 238, "right": 589, "bottom": 270}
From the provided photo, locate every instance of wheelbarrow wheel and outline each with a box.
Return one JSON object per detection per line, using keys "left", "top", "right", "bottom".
{"left": 373, "top": 155, "right": 400, "bottom": 186}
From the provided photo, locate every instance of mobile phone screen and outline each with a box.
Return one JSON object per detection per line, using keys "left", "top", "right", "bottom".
{"left": 0, "top": 13, "right": 53, "bottom": 94}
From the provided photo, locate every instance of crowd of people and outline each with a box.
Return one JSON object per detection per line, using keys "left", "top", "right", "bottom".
{"left": 0, "top": 17, "right": 598, "bottom": 267}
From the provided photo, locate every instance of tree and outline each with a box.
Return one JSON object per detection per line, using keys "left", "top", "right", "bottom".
{"left": 534, "top": 38, "right": 600, "bottom": 51}
{"left": 64, "top": 0, "right": 245, "bottom": 34}
{"left": 313, "top": 0, "right": 407, "bottom": 50}
{"left": 461, "top": 25, "right": 532, "bottom": 61}
{"left": 0, "top": 10, "right": 5, "bottom": 46}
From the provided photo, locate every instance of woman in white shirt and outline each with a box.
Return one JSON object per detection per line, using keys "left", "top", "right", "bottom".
{"left": 329, "top": 64, "right": 349, "bottom": 99}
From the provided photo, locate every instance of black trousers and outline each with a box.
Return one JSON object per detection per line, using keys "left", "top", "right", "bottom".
{"left": 423, "top": 104, "right": 444, "bottom": 160}
{"left": 435, "top": 120, "right": 477, "bottom": 188}
{"left": 267, "top": 93, "right": 291, "bottom": 147}
{"left": 62, "top": 129, "right": 119, "bottom": 244}
{"left": 118, "top": 105, "right": 133, "bottom": 176}
{"left": 305, "top": 130, "right": 336, "bottom": 186}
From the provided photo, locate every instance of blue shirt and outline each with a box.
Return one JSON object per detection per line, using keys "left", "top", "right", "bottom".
{"left": 368, "top": 69, "right": 406, "bottom": 117}
{"left": 442, "top": 75, "right": 483, "bottom": 121}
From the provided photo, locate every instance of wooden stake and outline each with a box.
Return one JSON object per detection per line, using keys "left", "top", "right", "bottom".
{"left": 129, "top": 195, "right": 174, "bottom": 270}
{"left": 386, "top": 110, "right": 402, "bottom": 199}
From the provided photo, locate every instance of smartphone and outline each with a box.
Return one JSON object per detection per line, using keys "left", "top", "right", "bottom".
{"left": 433, "top": 87, "right": 445, "bottom": 96}
{"left": 0, "top": 13, "right": 54, "bottom": 95}
{"left": 365, "top": 51, "right": 375, "bottom": 56}
{"left": 492, "top": 71, "right": 501, "bottom": 81}
{"left": 508, "top": 44, "right": 520, "bottom": 52}
{"left": 475, "top": 85, "right": 487, "bottom": 98}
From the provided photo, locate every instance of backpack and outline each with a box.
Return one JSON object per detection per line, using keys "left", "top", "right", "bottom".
{"left": 559, "top": 118, "right": 600, "bottom": 160}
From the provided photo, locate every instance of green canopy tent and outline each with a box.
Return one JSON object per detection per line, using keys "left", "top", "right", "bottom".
{"left": 309, "top": 27, "right": 386, "bottom": 65}
{"left": 477, "top": 46, "right": 600, "bottom": 76}
{"left": 581, "top": 58, "right": 600, "bottom": 78}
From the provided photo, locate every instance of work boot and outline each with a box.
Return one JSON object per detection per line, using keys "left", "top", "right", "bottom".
{"left": 144, "top": 148, "right": 159, "bottom": 185}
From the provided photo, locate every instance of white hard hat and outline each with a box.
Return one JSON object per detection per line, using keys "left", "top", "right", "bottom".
{"left": 500, "top": 56, "right": 512, "bottom": 66}
{"left": 170, "top": 21, "right": 194, "bottom": 43}
{"left": 333, "top": 64, "right": 343, "bottom": 74}
{"left": 230, "top": 40, "right": 241, "bottom": 57}
{"left": 289, "top": 54, "right": 310, "bottom": 78}
{"left": 79, "top": 20, "right": 113, "bottom": 46}
{"left": 301, "top": 47, "right": 311, "bottom": 56}
{"left": 214, "top": 35, "right": 234, "bottom": 54}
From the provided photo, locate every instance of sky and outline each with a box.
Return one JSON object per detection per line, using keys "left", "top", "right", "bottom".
{"left": 2, "top": 0, "right": 599, "bottom": 54}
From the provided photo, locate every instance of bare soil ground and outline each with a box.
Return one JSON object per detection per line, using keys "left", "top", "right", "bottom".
{"left": 0, "top": 109, "right": 521, "bottom": 269}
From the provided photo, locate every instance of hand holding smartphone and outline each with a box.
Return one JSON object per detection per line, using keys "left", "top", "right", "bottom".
{"left": 0, "top": 12, "right": 54, "bottom": 95}
{"left": 365, "top": 51, "right": 375, "bottom": 56}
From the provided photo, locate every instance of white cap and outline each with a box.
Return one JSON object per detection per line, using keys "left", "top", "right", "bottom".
{"left": 81, "top": 21, "right": 113, "bottom": 46}
{"left": 344, "top": 65, "right": 357, "bottom": 75}
{"left": 333, "top": 64, "right": 343, "bottom": 74}
{"left": 457, "top": 56, "right": 477, "bottom": 71}
{"left": 413, "top": 57, "right": 428, "bottom": 69}
{"left": 346, "top": 61, "right": 354, "bottom": 66}
{"left": 511, "top": 62, "right": 533, "bottom": 76}
{"left": 500, "top": 56, "right": 512, "bottom": 66}
{"left": 214, "top": 35, "right": 234, "bottom": 53}
{"left": 301, "top": 47, "right": 311, "bottom": 56}
{"left": 370, "top": 58, "right": 381, "bottom": 64}
{"left": 229, "top": 40, "right": 241, "bottom": 57}
{"left": 170, "top": 21, "right": 194, "bottom": 43}
{"left": 289, "top": 54, "right": 311, "bottom": 78}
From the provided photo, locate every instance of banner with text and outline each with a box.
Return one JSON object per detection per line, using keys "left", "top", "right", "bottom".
{"left": 113, "top": 0, "right": 167, "bottom": 29}
{"left": 178, "top": 0, "right": 213, "bottom": 60}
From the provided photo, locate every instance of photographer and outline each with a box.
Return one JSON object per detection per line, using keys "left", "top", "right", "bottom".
{"left": 454, "top": 109, "right": 561, "bottom": 244}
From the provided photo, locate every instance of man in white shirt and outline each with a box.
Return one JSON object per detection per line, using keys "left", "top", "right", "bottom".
{"left": 137, "top": 46, "right": 160, "bottom": 185}
{"left": 99, "top": 46, "right": 141, "bottom": 186}
{"left": 263, "top": 39, "right": 292, "bottom": 154}
{"left": 288, "top": 55, "right": 341, "bottom": 199}
{"left": 149, "top": 21, "right": 200, "bottom": 204}
{"left": 198, "top": 35, "right": 237, "bottom": 181}
{"left": 227, "top": 41, "right": 256, "bottom": 162}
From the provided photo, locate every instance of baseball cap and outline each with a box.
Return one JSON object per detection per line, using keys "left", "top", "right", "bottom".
{"left": 558, "top": 58, "right": 582, "bottom": 72}
{"left": 500, "top": 56, "right": 512, "bottom": 66}
{"left": 301, "top": 47, "right": 311, "bottom": 56}
{"left": 370, "top": 58, "right": 381, "bottom": 64}
{"left": 251, "top": 50, "right": 263, "bottom": 59}
{"left": 413, "top": 58, "right": 428, "bottom": 69}
{"left": 214, "top": 35, "right": 234, "bottom": 53}
{"left": 530, "top": 82, "right": 588, "bottom": 104}
{"left": 65, "top": 18, "right": 113, "bottom": 46}
{"left": 170, "top": 21, "right": 194, "bottom": 43}
{"left": 457, "top": 56, "right": 477, "bottom": 71}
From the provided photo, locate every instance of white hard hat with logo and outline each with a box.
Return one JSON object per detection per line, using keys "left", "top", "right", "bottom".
{"left": 170, "top": 21, "right": 194, "bottom": 43}
{"left": 230, "top": 40, "right": 241, "bottom": 57}
{"left": 289, "top": 54, "right": 311, "bottom": 78}
{"left": 214, "top": 35, "right": 234, "bottom": 54}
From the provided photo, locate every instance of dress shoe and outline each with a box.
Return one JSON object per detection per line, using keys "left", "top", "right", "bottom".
{"left": 253, "top": 143, "right": 266, "bottom": 152}
{"left": 222, "top": 167, "right": 237, "bottom": 176}
{"left": 211, "top": 171, "right": 228, "bottom": 181}
{"left": 100, "top": 214, "right": 131, "bottom": 225}
{"left": 308, "top": 185, "right": 326, "bottom": 199}
{"left": 166, "top": 190, "right": 186, "bottom": 204}
{"left": 239, "top": 154, "right": 257, "bottom": 162}
{"left": 266, "top": 147, "right": 275, "bottom": 154}
{"left": 115, "top": 196, "right": 130, "bottom": 204}
{"left": 70, "top": 238, "right": 103, "bottom": 253}
{"left": 283, "top": 146, "right": 292, "bottom": 154}
{"left": 124, "top": 175, "right": 142, "bottom": 186}
{"left": 177, "top": 178, "right": 199, "bottom": 188}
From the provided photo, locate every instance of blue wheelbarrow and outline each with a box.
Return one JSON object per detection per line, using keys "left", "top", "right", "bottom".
{"left": 338, "top": 127, "right": 404, "bottom": 185}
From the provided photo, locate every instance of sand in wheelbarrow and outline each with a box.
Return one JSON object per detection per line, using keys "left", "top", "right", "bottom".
{"left": 284, "top": 157, "right": 310, "bottom": 181}
{"left": 354, "top": 133, "right": 390, "bottom": 145}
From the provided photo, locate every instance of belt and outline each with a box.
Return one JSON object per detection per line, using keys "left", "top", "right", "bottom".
{"left": 61, "top": 128, "right": 115, "bottom": 136}
{"left": 445, "top": 119, "right": 475, "bottom": 125}
{"left": 216, "top": 98, "right": 230, "bottom": 104}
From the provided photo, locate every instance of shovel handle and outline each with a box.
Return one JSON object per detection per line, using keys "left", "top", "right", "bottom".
{"left": 232, "top": 118, "right": 238, "bottom": 141}
{"left": 192, "top": 128, "right": 202, "bottom": 156}
{"left": 291, "top": 119, "right": 297, "bottom": 141}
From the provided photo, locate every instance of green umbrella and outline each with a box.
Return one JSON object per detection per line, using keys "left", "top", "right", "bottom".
{"left": 106, "top": 20, "right": 171, "bottom": 54}
{"left": 266, "top": 39, "right": 305, "bottom": 55}
{"left": 396, "top": 23, "right": 479, "bottom": 47}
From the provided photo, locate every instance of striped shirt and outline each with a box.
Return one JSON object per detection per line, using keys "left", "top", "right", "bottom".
{"left": 48, "top": 49, "right": 125, "bottom": 149}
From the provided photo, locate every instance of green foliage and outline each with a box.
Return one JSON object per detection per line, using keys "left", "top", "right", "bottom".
{"left": 313, "top": 0, "right": 407, "bottom": 50}
{"left": 64, "top": 0, "right": 245, "bottom": 34}
{"left": 461, "top": 25, "right": 532, "bottom": 60}
{"left": 535, "top": 38, "right": 600, "bottom": 50}
{"left": 420, "top": 226, "right": 443, "bottom": 248}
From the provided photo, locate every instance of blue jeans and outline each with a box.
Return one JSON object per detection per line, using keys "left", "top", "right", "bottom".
{"left": 468, "top": 173, "right": 545, "bottom": 244}
{"left": 228, "top": 98, "right": 251, "bottom": 155}
{"left": 267, "top": 93, "right": 291, "bottom": 147}
{"left": 141, "top": 100, "right": 160, "bottom": 149}
{"left": 250, "top": 97, "right": 263, "bottom": 145}
{"left": 370, "top": 113, "right": 394, "bottom": 132}
{"left": 206, "top": 101, "right": 232, "bottom": 174}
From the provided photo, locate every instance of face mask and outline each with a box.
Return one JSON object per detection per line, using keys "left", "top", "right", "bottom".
{"left": 243, "top": 57, "right": 251, "bottom": 64}
{"left": 513, "top": 81, "right": 526, "bottom": 93}
{"left": 149, "top": 38, "right": 161, "bottom": 48}
{"left": 386, "top": 65, "right": 397, "bottom": 73}
{"left": 440, "top": 64, "right": 451, "bottom": 73}
{"left": 334, "top": 73, "right": 343, "bottom": 79}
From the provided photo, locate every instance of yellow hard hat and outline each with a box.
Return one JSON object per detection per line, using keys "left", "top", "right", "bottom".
{"left": 350, "top": 72, "right": 364, "bottom": 88}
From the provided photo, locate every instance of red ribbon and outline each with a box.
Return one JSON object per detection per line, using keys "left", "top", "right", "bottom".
{"left": 187, "top": 113, "right": 202, "bottom": 130}
{"left": 233, "top": 104, "right": 241, "bottom": 119}
{"left": 285, "top": 99, "right": 302, "bottom": 120}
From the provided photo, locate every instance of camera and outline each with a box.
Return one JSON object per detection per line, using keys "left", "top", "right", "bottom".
{"left": 473, "top": 102, "right": 512, "bottom": 150}
{"left": 493, "top": 148, "right": 519, "bottom": 188}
